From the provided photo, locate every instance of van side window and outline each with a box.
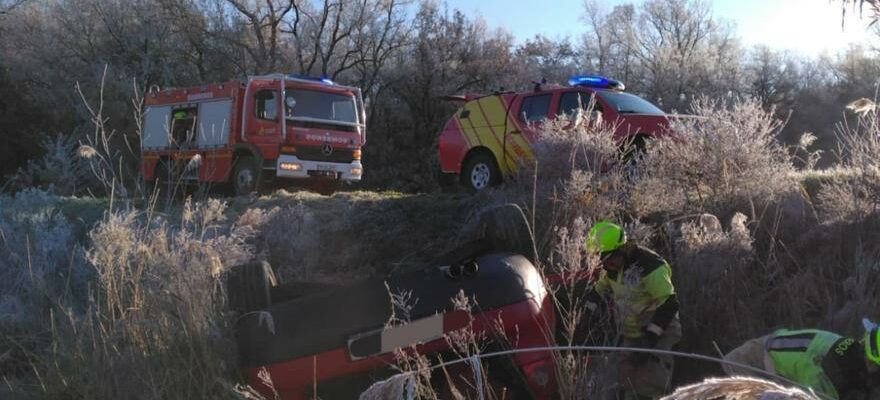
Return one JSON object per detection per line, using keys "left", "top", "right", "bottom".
{"left": 519, "top": 94, "right": 551, "bottom": 122}
{"left": 255, "top": 90, "right": 277, "bottom": 120}
{"left": 559, "top": 92, "right": 602, "bottom": 117}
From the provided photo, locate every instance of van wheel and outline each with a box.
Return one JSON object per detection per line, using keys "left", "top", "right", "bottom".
{"left": 461, "top": 153, "right": 500, "bottom": 191}
{"left": 232, "top": 157, "right": 261, "bottom": 196}
{"left": 225, "top": 261, "right": 277, "bottom": 313}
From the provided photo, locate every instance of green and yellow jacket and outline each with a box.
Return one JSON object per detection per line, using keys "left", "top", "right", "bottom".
{"left": 766, "top": 329, "right": 868, "bottom": 400}
{"left": 594, "top": 246, "right": 678, "bottom": 340}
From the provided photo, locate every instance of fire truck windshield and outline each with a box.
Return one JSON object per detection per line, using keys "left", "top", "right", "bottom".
{"left": 595, "top": 90, "right": 665, "bottom": 116}
{"left": 285, "top": 89, "right": 358, "bottom": 126}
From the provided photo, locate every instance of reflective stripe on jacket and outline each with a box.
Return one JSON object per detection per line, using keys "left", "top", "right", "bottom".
{"left": 766, "top": 329, "right": 842, "bottom": 400}
{"left": 594, "top": 246, "right": 674, "bottom": 339}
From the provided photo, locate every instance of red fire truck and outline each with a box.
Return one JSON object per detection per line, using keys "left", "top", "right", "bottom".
{"left": 437, "top": 75, "right": 673, "bottom": 191}
{"left": 140, "top": 74, "right": 366, "bottom": 196}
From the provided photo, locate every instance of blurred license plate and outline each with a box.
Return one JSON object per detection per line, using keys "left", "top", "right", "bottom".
{"left": 317, "top": 164, "right": 335, "bottom": 171}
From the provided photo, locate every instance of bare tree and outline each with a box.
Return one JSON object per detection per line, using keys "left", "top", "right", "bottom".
{"left": 745, "top": 46, "right": 800, "bottom": 111}
{"left": 225, "top": 0, "right": 296, "bottom": 73}
{"left": 839, "top": 0, "right": 880, "bottom": 27}
{"left": 515, "top": 35, "right": 579, "bottom": 85}
{"left": 0, "top": 0, "right": 28, "bottom": 15}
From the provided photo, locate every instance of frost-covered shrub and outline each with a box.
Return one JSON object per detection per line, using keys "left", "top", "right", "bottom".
{"left": 817, "top": 108, "right": 880, "bottom": 221}
{"left": 633, "top": 98, "right": 798, "bottom": 216}
{"left": 25, "top": 198, "right": 256, "bottom": 399}
{"left": 511, "top": 115, "right": 631, "bottom": 252}
{"left": 672, "top": 213, "right": 763, "bottom": 353}
{"left": 0, "top": 189, "right": 88, "bottom": 329}
{"left": 7, "top": 133, "right": 95, "bottom": 195}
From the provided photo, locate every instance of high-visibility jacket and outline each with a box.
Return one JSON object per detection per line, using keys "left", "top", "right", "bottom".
{"left": 594, "top": 246, "right": 676, "bottom": 339}
{"left": 766, "top": 329, "right": 865, "bottom": 400}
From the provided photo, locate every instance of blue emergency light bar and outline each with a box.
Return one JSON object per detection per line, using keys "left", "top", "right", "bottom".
{"left": 288, "top": 74, "right": 335, "bottom": 85}
{"left": 568, "top": 75, "right": 625, "bottom": 91}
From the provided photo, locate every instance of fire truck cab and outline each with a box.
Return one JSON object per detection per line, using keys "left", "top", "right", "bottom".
{"left": 141, "top": 74, "right": 366, "bottom": 196}
{"left": 437, "top": 75, "right": 671, "bottom": 191}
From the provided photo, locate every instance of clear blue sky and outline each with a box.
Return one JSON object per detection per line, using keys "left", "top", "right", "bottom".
{"left": 443, "top": 0, "right": 877, "bottom": 56}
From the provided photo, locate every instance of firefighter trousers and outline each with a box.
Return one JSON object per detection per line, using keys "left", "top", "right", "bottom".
{"left": 616, "top": 318, "right": 683, "bottom": 400}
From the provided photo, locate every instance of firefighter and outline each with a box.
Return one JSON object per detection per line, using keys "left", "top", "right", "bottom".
{"left": 721, "top": 321, "right": 880, "bottom": 400}
{"left": 585, "top": 221, "right": 681, "bottom": 399}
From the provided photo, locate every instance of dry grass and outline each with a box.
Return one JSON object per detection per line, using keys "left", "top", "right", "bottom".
{"left": 1, "top": 195, "right": 257, "bottom": 399}
{"left": 660, "top": 376, "right": 819, "bottom": 400}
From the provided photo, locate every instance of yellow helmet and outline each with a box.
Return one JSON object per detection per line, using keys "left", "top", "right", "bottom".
{"left": 585, "top": 221, "right": 627, "bottom": 254}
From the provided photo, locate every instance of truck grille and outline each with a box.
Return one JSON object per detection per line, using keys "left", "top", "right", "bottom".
{"left": 296, "top": 146, "right": 355, "bottom": 163}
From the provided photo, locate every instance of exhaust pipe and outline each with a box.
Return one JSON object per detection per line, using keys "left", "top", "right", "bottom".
{"left": 445, "top": 259, "right": 479, "bottom": 279}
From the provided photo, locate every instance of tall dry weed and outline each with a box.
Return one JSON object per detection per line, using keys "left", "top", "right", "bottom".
{"left": 510, "top": 115, "right": 630, "bottom": 255}
{"left": 673, "top": 213, "right": 763, "bottom": 350}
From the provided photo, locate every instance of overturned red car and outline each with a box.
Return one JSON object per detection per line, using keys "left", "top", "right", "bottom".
{"left": 226, "top": 205, "right": 600, "bottom": 399}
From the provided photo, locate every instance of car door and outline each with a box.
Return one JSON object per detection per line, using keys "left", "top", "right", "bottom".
{"left": 504, "top": 93, "right": 552, "bottom": 171}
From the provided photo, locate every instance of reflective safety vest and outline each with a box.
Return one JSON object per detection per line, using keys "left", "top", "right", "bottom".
{"left": 766, "top": 329, "right": 853, "bottom": 400}
{"left": 594, "top": 246, "right": 674, "bottom": 339}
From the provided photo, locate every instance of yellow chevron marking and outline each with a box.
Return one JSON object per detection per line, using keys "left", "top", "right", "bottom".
{"left": 454, "top": 113, "right": 477, "bottom": 148}
{"left": 474, "top": 97, "right": 520, "bottom": 175}
{"left": 465, "top": 99, "right": 506, "bottom": 172}
{"left": 452, "top": 96, "right": 540, "bottom": 177}
{"left": 459, "top": 113, "right": 482, "bottom": 148}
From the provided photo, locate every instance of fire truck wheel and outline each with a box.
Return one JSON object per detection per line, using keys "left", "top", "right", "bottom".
{"left": 461, "top": 153, "right": 500, "bottom": 191}
{"left": 225, "top": 261, "right": 276, "bottom": 313}
{"left": 312, "top": 179, "right": 338, "bottom": 196}
{"left": 148, "top": 159, "right": 173, "bottom": 203}
{"left": 232, "top": 157, "right": 262, "bottom": 196}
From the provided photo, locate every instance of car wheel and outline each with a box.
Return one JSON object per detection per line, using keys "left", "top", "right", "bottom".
{"left": 461, "top": 153, "right": 500, "bottom": 191}
{"left": 225, "top": 261, "right": 277, "bottom": 313}
{"left": 232, "top": 157, "right": 261, "bottom": 196}
{"left": 477, "top": 203, "right": 537, "bottom": 263}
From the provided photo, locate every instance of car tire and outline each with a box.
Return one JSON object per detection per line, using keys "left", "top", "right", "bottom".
{"left": 226, "top": 261, "right": 277, "bottom": 313}
{"left": 461, "top": 153, "right": 500, "bottom": 191}
{"left": 232, "top": 156, "right": 262, "bottom": 196}
{"left": 477, "top": 203, "right": 537, "bottom": 263}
